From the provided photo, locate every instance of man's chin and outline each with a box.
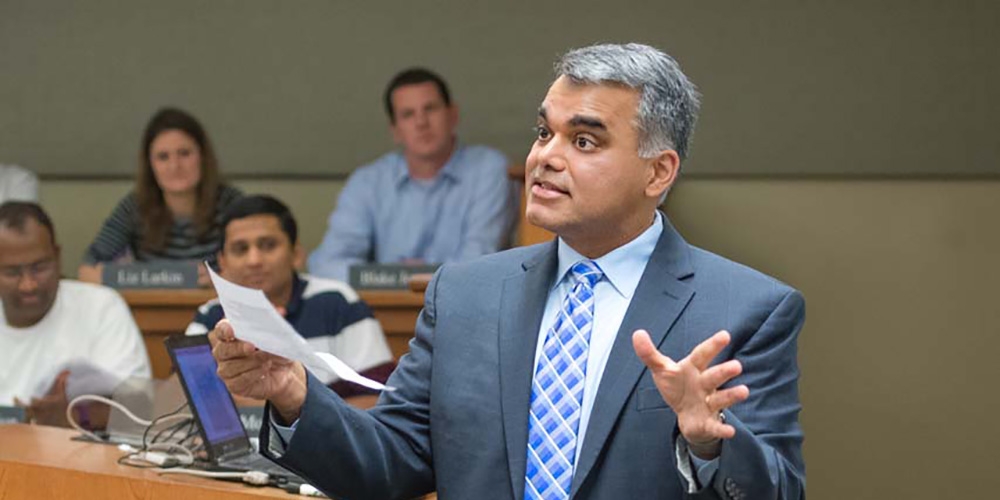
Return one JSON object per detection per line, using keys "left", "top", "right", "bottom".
{"left": 7, "top": 300, "right": 52, "bottom": 325}
{"left": 524, "top": 207, "right": 562, "bottom": 234}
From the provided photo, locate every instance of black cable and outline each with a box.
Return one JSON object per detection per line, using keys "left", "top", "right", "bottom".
{"left": 141, "top": 402, "right": 190, "bottom": 451}
{"left": 153, "top": 417, "right": 193, "bottom": 445}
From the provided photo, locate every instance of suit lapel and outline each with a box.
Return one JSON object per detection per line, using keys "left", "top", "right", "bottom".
{"left": 569, "top": 217, "right": 695, "bottom": 498}
{"left": 499, "top": 242, "right": 558, "bottom": 500}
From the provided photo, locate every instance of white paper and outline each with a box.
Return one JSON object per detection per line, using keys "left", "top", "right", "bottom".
{"left": 64, "top": 361, "right": 124, "bottom": 399}
{"left": 206, "top": 264, "right": 393, "bottom": 391}
{"left": 30, "top": 360, "right": 124, "bottom": 401}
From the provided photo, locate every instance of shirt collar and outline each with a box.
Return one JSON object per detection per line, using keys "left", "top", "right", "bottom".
{"left": 393, "top": 142, "right": 464, "bottom": 188}
{"left": 553, "top": 212, "right": 664, "bottom": 299}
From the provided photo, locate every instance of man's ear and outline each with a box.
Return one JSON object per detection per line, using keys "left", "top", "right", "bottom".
{"left": 390, "top": 121, "right": 402, "bottom": 145}
{"left": 293, "top": 243, "right": 306, "bottom": 271}
{"left": 216, "top": 250, "right": 226, "bottom": 275}
{"left": 646, "top": 149, "right": 680, "bottom": 201}
{"left": 447, "top": 103, "right": 460, "bottom": 130}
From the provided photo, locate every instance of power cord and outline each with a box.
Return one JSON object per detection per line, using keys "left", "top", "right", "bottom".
{"left": 156, "top": 470, "right": 328, "bottom": 497}
{"left": 65, "top": 394, "right": 192, "bottom": 442}
{"left": 156, "top": 468, "right": 270, "bottom": 485}
{"left": 65, "top": 396, "right": 197, "bottom": 468}
{"left": 69, "top": 395, "right": 324, "bottom": 496}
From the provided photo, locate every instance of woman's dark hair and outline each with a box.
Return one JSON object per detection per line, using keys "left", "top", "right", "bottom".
{"left": 136, "top": 107, "right": 221, "bottom": 252}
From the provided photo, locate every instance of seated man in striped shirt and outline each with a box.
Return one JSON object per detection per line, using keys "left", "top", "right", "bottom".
{"left": 185, "top": 195, "right": 395, "bottom": 401}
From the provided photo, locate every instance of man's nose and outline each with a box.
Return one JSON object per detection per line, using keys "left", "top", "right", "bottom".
{"left": 533, "top": 136, "right": 568, "bottom": 172}
{"left": 17, "top": 272, "right": 39, "bottom": 293}
{"left": 415, "top": 111, "right": 430, "bottom": 127}
{"left": 246, "top": 247, "right": 263, "bottom": 265}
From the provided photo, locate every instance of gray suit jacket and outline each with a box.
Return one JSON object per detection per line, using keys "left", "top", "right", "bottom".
{"left": 263, "top": 216, "right": 806, "bottom": 500}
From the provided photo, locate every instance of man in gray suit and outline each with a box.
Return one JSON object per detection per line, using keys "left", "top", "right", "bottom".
{"left": 211, "top": 43, "right": 805, "bottom": 500}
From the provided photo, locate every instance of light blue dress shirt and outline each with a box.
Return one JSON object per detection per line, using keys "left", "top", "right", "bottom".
{"left": 535, "top": 212, "right": 717, "bottom": 489}
{"left": 307, "top": 144, "right": 518, "bottom": 281}
{"left": 534, "top": 212, "right": 663, "bottom": 465}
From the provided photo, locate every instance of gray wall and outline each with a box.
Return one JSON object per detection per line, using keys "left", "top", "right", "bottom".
{"left": 7, "top": 1, "right": 1000, "bottom": 498}
{"left": 3, "top": 0, "right": 999, "bottom": 177}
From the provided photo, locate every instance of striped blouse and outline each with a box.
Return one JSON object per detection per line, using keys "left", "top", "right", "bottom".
{"left": 83, "top": 185, "right": 243, "bottom": 264}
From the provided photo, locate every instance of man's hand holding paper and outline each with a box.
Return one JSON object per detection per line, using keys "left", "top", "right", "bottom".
{"left": 205, "top": 264, "right": 392, "bottom": 422}
{"left": 209, "top": 319, "right": 308, "bottom": 423}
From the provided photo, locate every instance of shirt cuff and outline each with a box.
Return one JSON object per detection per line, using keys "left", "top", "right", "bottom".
{"left": 674, "top": 436, "right": 721, "bottom": 493}
{"left": 266, "top": 407, "right": 299, "bottom": 458}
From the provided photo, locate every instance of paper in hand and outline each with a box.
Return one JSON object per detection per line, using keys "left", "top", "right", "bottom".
{"left": 28, "top": 361, "right": 124, "bottom": 401}
{"left": 205, "top": 263, "right": 393, "bottom": 391}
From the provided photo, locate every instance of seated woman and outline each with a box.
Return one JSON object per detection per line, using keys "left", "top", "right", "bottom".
{"left": 78, "top": 108, "right": 242, "bottom": 283}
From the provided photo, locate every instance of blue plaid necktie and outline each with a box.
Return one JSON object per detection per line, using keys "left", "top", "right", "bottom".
{"left": 524, "top": 260, "right": 603, "bottom": 500}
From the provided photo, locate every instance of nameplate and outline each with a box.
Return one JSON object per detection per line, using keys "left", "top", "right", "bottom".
{"left": 0, "top": 406, "right": 26, "bottom": 424}
{"left": 102, "top": 262, "right": 200, "bottom": 289}
{"left": 348, "top": 264, "right": 439, "bottom": 290}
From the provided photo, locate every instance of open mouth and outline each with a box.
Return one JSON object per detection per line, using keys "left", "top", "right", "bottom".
{"left": 531, "top": 180, "right": 569, "bottom": 198}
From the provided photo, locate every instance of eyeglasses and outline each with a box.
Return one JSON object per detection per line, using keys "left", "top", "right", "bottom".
{"left": 0, "top": 259, "right": 58, "bottom": 282}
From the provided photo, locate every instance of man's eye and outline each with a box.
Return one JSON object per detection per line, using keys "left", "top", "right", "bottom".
{"left": 229, "top": 244, "right": 248, "bottom": 255}
{"left": 534, "top": 126, "right": 551, "bottom": 141}
{"left": 576, "top": 136, "right": 596, "bottom": 150}
{"left": 177, "top": 149, "right": 191, "bottom": 158}
{"left": 155, "top": 152, "right": 170, "bottom": 162}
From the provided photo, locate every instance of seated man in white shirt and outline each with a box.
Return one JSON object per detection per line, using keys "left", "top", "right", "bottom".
{"left": 0, "top": 201, "right": 151, "bottom": 427}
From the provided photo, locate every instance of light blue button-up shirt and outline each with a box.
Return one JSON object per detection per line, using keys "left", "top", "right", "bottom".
{"left": 534, "top": 211, "right": 663, "bottom": 465}
{"left": 307, "top": 145, "right": 518, "bottom": 281}
{"left": 534, "top": 212, "right": 718, "bottom": 490}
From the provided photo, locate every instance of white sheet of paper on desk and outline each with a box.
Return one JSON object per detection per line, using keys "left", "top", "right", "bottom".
{"left": 29, "top": 360, "right": 124, "bottom": 401}
{"left": 206, "top": 263, "right": 393, "bottom": 391}
{"left": 63, "top": 361, "right": 124, "bottom": 399}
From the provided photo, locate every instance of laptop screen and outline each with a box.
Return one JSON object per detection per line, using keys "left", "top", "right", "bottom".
{"left": 171, "top": 343, "right": 246, "bottom": 446}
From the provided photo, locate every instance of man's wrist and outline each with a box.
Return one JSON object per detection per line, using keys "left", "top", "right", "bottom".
{"left": 269, "top": 364, "right": 307, "bottom": 424}
{"left": 687, "top": 438, "right": 722, "bottom": 460}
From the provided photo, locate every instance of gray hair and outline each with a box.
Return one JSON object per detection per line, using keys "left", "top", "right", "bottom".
{"left": 555, "top": 43, "right": 701, "bottom": 162}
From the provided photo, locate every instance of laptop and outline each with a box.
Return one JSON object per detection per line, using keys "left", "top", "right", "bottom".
{"left": 165, "top": 334, "right": 299, "bottom": 479}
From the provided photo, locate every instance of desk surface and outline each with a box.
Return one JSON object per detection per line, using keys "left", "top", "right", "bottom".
{"left": 0, "top": 424, "right": 294, "bottom": 499}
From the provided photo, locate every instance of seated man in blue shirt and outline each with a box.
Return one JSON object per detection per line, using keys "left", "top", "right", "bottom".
{"left": 308, "top": 68, "right": 518, "bottom": 281}
{"left": 186, "top": 195, "right": 395, "bottom": 401}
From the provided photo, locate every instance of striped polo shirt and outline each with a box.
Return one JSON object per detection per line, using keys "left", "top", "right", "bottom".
{"left": 185, "top": 273, "right": 395, "bottom": 397}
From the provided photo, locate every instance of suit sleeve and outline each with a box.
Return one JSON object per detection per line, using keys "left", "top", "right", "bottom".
{"left": 260, "top": 268, "right": 443, "bottom": 500}
{"left": 681, "top": 289, "right": 806, "bottom": 500}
